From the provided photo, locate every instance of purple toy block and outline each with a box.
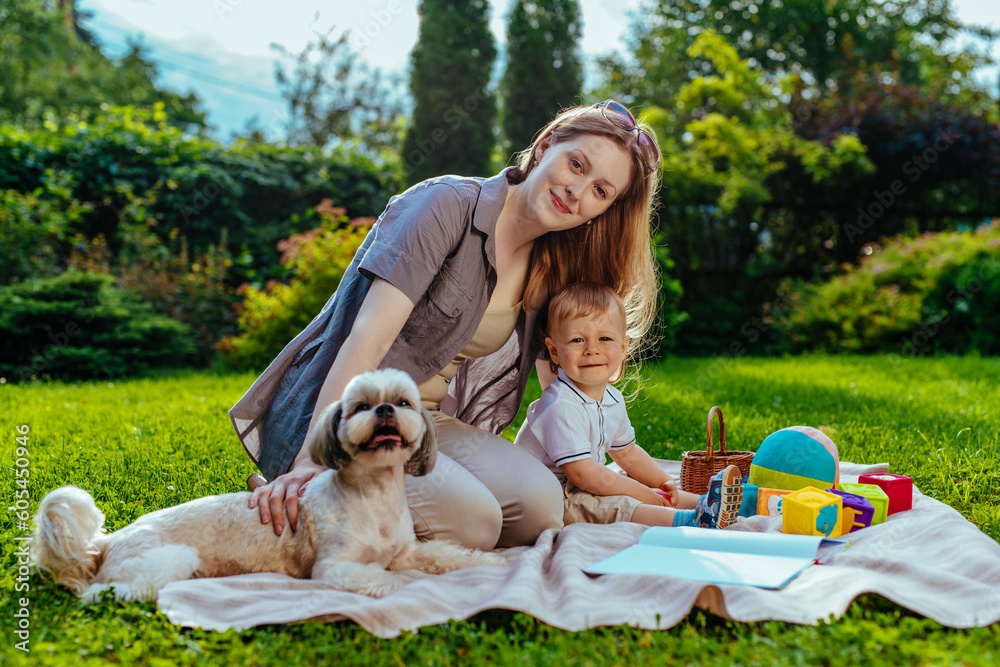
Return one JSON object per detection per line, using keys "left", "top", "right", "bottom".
{"left": 858, "top": 473, "right": 913, "bottom": 515}
{"left": 827, "top": 488, "right": 875, "bottom": 532}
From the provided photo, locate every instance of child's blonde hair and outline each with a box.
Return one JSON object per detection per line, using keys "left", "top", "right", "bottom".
{"left": 547, "top": 282, "right": 626, "bottom": 336}
{"left": 546, "top": 282, "right": 629, "bottom": 382}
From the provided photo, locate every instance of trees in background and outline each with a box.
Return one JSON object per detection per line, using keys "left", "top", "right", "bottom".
{"left": 0, "top": 0, "right": 206, "bottom": 131}
{"left": 649, "top": 30, "right": 998, "bottom": 282}
{"left": 403, "top": 0, "right": 497, "bottom": 185}
{"left": 598, "top": 0, "right": 995, "bottom": 110}
{"left": 271, "top": 28, "right": 405, "bottom": 156}
{"left": 0, "top": 106, "right": 399, "bottom": 285}
{"left": 501, "top": 0, "right": 583, "bottom": 156}
{"left": 0, "top": 105, "right": 400, "bottom": 374}
{"left": 595, "top": 0, "right": 999, "bottom": 353}
{"left": 2, "top": 0, "right": 998, "bottom": 374}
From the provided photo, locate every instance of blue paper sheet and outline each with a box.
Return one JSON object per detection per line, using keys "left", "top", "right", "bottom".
{"left": 585, "top": 527, "right": 847, "bottom": 589}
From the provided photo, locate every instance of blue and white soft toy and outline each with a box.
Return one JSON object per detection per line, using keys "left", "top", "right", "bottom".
{"left": 747, "top": 426, "right": 840, "bottom": 491}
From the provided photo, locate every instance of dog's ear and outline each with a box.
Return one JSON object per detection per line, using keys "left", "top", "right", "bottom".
{"left": 307, "top": 402, "right": 351, "bottom": 470}
{"left": 405, "top": 406, "right": 438, "bottom": 477}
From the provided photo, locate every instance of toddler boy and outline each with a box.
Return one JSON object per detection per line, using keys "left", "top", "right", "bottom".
{"left": 515, "top": 282, "right": 742, "bottom": 528}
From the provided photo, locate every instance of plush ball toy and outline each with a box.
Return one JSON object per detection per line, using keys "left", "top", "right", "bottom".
{"left": 748, "top": 426, "right": 840, "bottom": 491}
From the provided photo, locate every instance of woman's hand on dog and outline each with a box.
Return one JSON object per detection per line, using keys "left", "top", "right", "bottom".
{"left": 249, "top": 459, "right": 326, "bottom": 535}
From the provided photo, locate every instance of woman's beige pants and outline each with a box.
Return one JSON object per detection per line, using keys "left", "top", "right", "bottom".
{"left": 405, "top": 412, "right": 564, "bottom": 550}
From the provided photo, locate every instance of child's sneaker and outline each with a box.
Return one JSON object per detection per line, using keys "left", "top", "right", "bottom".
{"left": 714, "top": 465, "right": 744, "bottom": 529}
{"left": 674, "top": 465, "right": 745, "bottom": 529}
{"left": 682, "top": 493, "right": 712, "bottom": 528}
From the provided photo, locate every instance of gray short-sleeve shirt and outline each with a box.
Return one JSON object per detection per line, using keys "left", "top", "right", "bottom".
{"left": 229, "top": 168, "right": 545, "bottom": 480}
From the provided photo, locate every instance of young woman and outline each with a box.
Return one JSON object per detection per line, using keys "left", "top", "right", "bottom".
{"left": 231, "top": 101, "right": 662, "bottom": 549}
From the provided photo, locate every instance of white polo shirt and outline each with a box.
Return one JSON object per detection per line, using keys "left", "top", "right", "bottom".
{"left": 514, "top": 369, "right": 636, "bottom": 479}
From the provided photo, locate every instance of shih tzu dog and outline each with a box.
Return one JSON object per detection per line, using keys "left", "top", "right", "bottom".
{"left": 32, "top": 368, "right": 506, "bottom": 601}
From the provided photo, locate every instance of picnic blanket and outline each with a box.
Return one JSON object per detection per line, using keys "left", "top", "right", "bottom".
{"left": 157, "top": 461, "right": 1000, "bottom": 636}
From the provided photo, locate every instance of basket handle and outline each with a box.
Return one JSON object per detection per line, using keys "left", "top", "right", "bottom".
{"left": 706, "top": 406, "right": 727, "bottom": 461}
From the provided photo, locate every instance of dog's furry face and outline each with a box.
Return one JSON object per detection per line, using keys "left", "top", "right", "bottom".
{"left": 307, "top": 369, "right": 437, "bottom": 476}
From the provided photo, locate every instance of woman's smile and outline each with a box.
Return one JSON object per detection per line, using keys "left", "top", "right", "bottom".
{"left": 550, "top": 190, "right": 571, "bottom": 214}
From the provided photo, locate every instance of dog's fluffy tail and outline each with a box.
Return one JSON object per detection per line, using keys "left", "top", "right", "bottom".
{"left": 32, "top": 486, "right": 105, "bottom": 594}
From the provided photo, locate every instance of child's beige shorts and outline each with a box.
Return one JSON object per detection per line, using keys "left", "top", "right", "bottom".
{"left": 561, "top": 478, "right": 643, "bottom": 524}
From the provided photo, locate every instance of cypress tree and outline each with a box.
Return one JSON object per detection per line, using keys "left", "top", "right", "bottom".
{"left": 501, "top": 0, "right": 583, "bottom": 156}
{"left": 403, "top": 0, "right": 497, "bottom": 185}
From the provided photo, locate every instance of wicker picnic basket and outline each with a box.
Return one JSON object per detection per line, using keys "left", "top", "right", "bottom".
{"left": 679, "top": 406, "right": 755, "bottom": 495}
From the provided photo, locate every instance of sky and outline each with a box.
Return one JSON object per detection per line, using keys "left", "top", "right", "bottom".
{"left": 77, "top": 0, "right": 1000, "bottom": 142}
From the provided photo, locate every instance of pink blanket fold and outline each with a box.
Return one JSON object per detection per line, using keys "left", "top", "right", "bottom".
{"left": 157, "top": 462, "right": 1000, "bottom": 636}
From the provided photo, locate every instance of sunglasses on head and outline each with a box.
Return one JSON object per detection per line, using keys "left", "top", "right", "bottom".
{"left": 595, "top": 100, "right": 660, "bottom": 172}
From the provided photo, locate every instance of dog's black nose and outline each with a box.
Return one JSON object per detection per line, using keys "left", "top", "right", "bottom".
{"left": 375, "top": 404, "right": 394, "bottom": 418}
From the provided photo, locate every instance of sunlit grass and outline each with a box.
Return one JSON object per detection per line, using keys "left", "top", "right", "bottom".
{"left": 2, "top": 357, "right": 998, "bottom": 665}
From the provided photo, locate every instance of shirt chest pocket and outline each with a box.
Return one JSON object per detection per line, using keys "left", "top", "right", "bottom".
{"left": 406, "top": 267, "right": 475, "bottom": 339}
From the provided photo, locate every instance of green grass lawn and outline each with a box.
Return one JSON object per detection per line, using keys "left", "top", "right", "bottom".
{"left": 2, "top": 356, "right": 998, "bottom": 665}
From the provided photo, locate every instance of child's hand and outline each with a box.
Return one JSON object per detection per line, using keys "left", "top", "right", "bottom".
{"left": 648, "top": 488, "right": 671, "bottom": 506}
{"left": 657, "top": 476, "right": 679, "bottom": 506}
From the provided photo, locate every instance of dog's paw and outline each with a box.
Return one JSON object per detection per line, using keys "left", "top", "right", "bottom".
{"left": 477, "top": 551, "right": 507, "bottom": 567}
{"left": 353, "top": 576, "right": 406, "bottom": 598}
{"left": 316, "top": 561, "right": 410, "bottom": 597}
{"left": 421, "top": 547, "right": 507, "bottom": 573}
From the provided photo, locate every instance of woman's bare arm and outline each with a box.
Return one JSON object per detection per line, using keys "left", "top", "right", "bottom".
{"left": 249, "top": 278, "right": 415, "bottom": 535}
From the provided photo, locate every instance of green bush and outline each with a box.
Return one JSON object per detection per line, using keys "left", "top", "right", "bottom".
{"left": 116, "top": 232, "right": 239, "bottom": 367}
{"left": 922, "top": 254, "right": 1000, "bottom": 355}
{"left": 770, "top": 222, "right": 1000, "bottom": 355}
{"left": 0, "top": 270, "right": 197, "bottom": 382}
{"left": 0, "top": 105, "right": 396, "bottom": 369}
{"left": 0, "top": 174, "right": 90, "bottom": 283}
{"left": 0, "top": 105, "right": 400, "bottom": 286}
{"left": 218, "top": 202, "right": 371, "bottom": 371}
{"left": 67, "top": 214, "right": 241, "bottom": 368}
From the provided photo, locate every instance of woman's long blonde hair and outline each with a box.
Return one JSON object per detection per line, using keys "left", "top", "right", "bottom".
{"left": 508, "top": 103, "right": 662, "bottom": 370}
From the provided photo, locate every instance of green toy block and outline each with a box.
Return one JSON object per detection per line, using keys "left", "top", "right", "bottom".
{"left": 837, "top": 482, "right": 889, "bottom": 525}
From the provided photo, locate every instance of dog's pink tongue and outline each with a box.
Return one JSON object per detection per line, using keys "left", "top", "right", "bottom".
{"left": 373, "top": 434, "right": 402, "bottom": 446}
